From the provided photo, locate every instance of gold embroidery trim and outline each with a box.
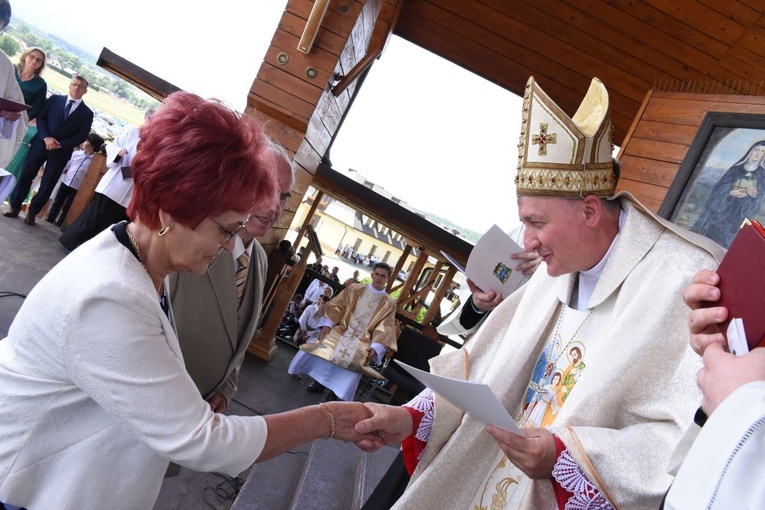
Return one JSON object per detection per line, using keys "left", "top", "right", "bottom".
{"left": 565, "top": 426, "right": 619, "bottom": 509}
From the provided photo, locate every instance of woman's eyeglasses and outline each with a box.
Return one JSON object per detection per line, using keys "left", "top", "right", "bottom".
{"left": 209, "top": 217, "right": 249, "bottom": 245}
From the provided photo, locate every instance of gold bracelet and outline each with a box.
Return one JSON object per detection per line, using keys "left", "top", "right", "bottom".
{"left": 318, "top": 402, "right": 335, "bottom": 440}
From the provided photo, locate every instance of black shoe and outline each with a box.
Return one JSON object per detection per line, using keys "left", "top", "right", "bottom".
{"left": 306, "top": 381, "right": 325, "bottom": 393}
{"left": 3, "top": 208, "right": 19, "bottom": 218}
{"left": 23, "top": 214, "right": 36, "bottom": 226}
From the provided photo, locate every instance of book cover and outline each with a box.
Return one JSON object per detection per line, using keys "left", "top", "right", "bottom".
{"left": 0, "top": 96, "right": 31, "bottom": 113}
{"left": 714, "top": 220, "right": 765, "bottom": 350}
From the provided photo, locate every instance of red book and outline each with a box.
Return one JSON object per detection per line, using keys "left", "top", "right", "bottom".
{"left": 0, "top": 96, "right": 31, "bottom": 113}
{"left": 713, "top": 220, "right": 765, "bottom": 350}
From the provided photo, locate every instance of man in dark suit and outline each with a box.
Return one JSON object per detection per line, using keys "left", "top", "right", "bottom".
{"left": 4, "top": 75, "right": 94, "bottom": 225}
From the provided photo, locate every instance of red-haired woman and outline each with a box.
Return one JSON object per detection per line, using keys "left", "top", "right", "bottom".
{"left": 0, "top": 92, "right": 373, "bottom": 509}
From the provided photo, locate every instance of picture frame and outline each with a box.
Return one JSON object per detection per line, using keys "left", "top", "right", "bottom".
{"left": 658, "top": 112, "right": 765, "bottom": 248}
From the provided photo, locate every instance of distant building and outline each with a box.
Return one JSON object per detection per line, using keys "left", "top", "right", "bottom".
{"left": 290, "top": 170, "right": 465, "bottom": 295}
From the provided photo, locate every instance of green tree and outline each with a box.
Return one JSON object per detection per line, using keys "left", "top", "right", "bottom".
{"left": 0, "top": 35, "right": 19, "bottom": 57}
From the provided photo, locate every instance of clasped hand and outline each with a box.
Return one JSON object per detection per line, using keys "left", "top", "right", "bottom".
{"left": 0, "top": 110, "right": 20, "bottom": 121}
{"left": 485, "top": 426, "right": 557, "bottom": 479}
{"left": 351, "top": 404, "right": 557, "bottom": 479}
{"left": 683, "top": 269, "right": 765, "bottom": 414}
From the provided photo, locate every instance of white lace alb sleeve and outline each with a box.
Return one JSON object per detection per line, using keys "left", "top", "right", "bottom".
{"left": 404, "top": 388, "right": 435, "bottom": 443}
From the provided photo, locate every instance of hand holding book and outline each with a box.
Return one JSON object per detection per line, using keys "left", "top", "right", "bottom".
{"left": 707, "top": 219, "right": 765, "bottom": 353}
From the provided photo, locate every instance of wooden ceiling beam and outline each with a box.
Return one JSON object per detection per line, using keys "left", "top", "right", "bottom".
{"left": 312, "top": 163, "right": 473, "bottom": 265}
{"left": 96, "top": 48, "right": 180, "bottom": 101}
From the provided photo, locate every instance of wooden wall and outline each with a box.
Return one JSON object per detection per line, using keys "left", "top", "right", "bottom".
{"left": 245, "top": 0, "right": 402, "bottom": 252}
{"left": 617, "top": 90, "right": 765, "bottom": 212}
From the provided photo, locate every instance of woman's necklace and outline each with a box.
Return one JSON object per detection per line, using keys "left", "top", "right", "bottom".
{"left": 18, "top": 70, "right": 34, "bottom": 82}
{"left": 125, "top": 226, "right": 164, "bottom": 297}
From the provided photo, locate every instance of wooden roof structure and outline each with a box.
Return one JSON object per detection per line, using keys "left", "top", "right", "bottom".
{"left": 99, "top": 1, "right": 765, "bottom": 358}
{"left": 392, "top": 0, "right": 765, "bottom": 145}
{"left": 100, "top": 1, "right": 765, "bottom": 252}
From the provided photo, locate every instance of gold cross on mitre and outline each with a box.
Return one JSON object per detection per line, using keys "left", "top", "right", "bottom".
{"left": 531, "top": 123, "right": 557, "bottom": 156}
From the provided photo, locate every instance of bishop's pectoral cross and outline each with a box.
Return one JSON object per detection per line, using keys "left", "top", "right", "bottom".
{"left": 531, "top": 123, "right": 557, "bottom": 156}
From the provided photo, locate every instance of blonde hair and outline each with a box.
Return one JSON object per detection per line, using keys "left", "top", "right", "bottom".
{"left": 18, "top": 47, "right": 46, "bottom": 77}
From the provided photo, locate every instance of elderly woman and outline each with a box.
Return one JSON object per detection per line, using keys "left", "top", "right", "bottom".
{"left": 0, "top": 92, "right": 372, "bottom": 509}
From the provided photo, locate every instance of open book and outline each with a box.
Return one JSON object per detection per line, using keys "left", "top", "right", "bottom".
{"left": 441, "top": 224, "right": 528, "bottom": 296}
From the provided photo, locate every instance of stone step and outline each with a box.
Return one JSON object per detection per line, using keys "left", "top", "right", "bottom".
{"left": 289, "top": 439, "right": 363, "bottom": 509}
{"left": 230, "top": 429, "right": 399, "bottom": 510}
{"left": 230, "top": 443, "right": 310, "bottom": 510}
{"left": 353, "top": 448, "right": 400, "bottom": 509}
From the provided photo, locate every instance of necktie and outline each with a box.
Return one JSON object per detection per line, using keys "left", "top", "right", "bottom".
{"left": 63, "top": 100, "right": 74, "bottom": 119}
{"left": 235, "top": 251, "right": 250, "bottom": 304}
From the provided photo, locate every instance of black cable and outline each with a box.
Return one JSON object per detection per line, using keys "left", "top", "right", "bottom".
{"left": 202, "top": 472, "right": 244, "bottom": 509}
{"left": 0, "top": 291, "right": 26, "bottom": 299}
{"left": 229, "top": 398, "right": 264, "bottom": 416}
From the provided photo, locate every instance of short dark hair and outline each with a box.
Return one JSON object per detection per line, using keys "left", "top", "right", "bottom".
{"left": 72, "top": 75, "right": 89, "bottom": 88}
{"left": 87, "top": 132, "right": 104, "bottom": 151}
{"left": 373, "top": 262, "right": 392, "bottom": 277}
{"left": 0, "top": 1, "right": 10, "bottom": 32}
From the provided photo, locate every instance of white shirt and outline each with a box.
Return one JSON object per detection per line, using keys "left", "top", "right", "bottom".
{"left": 95, "top": 125, "right": 140, "bottom": 206}
{"left": 61, "top": 150, "right": 94, "bottom": 189}
{"left": 63, "top": 95, "right": 83, "bottom": 115}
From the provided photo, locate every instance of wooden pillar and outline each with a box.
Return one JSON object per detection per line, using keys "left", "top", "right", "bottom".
{"left": 248, "top": 191, "right": 322, "bottom": 360}
{"left": 62, "top": 153, "right": 106, "bottom": 228}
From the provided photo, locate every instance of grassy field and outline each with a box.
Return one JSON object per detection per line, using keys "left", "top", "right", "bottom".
{"left": 40, "top": 68, "right": 147, "bottom": 127}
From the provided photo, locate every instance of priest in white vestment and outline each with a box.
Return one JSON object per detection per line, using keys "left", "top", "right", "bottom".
{"left": 354, "top": 76, "right": 725, "bottom": 509}
{"left": 0, "top": 1, "right": 26, "bottom": 169}
{"left": 289, "top": 262, "right": 397, "bottom": 401}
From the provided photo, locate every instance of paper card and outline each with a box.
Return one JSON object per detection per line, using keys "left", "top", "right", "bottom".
{"left": 465, "top": 225, "right": 527, "bottom": 296}
{"left": 727, "top": 318, "right": 749, "bottom": 356}
{"left": 440, "top": 249, "right": 466, "bottom": 274}
{"left": 395, "top": 360, "right": 522, "bottom": 434}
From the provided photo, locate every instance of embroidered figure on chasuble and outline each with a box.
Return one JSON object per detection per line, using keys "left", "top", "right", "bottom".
{"left": 329, "top": 289, "right": 386, "bottom": 372}
{"left": 470, "top": 303, "right": 610, "bottom": 509}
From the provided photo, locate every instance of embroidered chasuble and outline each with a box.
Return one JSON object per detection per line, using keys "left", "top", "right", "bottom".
{"left": 469, "top": 300, "right": 614, "bottom": 509}
{"left": 299, "top": 283, "right": 397, "bottom": 378}
{"left": 393, "top": 198, "right": 724, "bottom": 510}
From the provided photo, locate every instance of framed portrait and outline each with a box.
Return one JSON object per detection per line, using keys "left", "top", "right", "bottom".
{"left": 659, "top": 112, "right": 765, "bottom": 248}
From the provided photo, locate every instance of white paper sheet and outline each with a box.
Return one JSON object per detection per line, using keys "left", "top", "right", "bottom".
{"left": 395, "top": 360, "right": 522, "bottom": 434}
{"left": 465, "top": 224, "right": 527, "bottom": 296}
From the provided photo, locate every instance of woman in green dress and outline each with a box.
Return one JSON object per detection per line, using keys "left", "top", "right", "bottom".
{"left": 4, "top": 47, "right": 46, "bottom": 200}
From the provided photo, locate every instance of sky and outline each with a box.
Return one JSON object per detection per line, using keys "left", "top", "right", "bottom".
{"left": 11, "top": 0, "right": 524, "bottom": 235}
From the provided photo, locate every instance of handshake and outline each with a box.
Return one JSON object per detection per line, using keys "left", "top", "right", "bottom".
{"left": 318, "top": 402, "right": 413, "bottom": 451}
